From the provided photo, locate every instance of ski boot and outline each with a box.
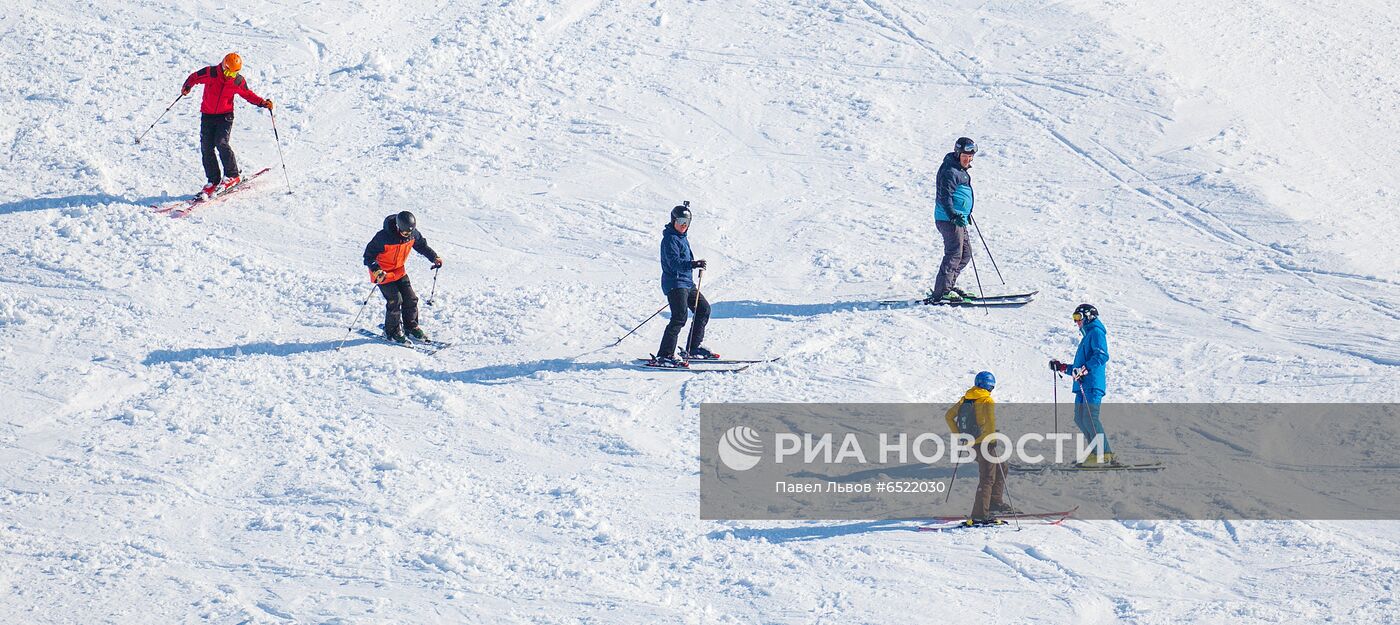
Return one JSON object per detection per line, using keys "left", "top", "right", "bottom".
{"left": 199, "top": 181, "right": 219, "bottom": 200}
{"left": 680, "top": 346, "right": 720, "bottom": 361}
{"left": 406, "top": 327, "right": 429, "bottom": 342}
{"left": 1077, "top": 452, "right": 1116, "bottom": 468}
{"left": 218, "top": 175, "right": 242, "bottom": 193}
{"left": 950, "top": 286, "right": 975, "bottom": 300}
{"left": 646, "top": 355, "right": 688, "bottom": 369}
{"left": 385, "top": 330, "right": 409, "bottom": 344}
{"left": 923, "top": 291, "right": 965, "bottom": 304}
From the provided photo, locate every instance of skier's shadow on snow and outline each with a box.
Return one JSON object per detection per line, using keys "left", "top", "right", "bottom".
{"left": 793, "top": 462, "right": 960, "bottom": 483}
{"left": 0, "top": 193, "right": 184, "bottom": 215}
{"left": 143, "top": 339, "right": 369, "bottom": 365}
{"left": 416, "top": 358, "right": 623, "bottom": 385}
{"left": 707, "top": 299, "right": 876, "bottom": 320}
{"left": 707, "top": 463, "right": 959, "bottom": 543}
{"left": 707, "top": 520, "right": 918, "bottom": 543}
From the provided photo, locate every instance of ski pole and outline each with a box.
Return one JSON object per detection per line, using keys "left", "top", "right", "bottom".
{"left": 684, "top": 268, "right": 705, "bottom": 356}
{"left": 426, "top": 266, "right": 440, "bottom": 306}
{"left": 268, "top": 108, "right": 293, "bottom": 194}
{"left": 997, "top": 452, "right": 1019, "bottom": 530}
{"left": 336, "top": 282, "right": 378, "bottom": 350}
{"left": 610, "top": 302, "right": 668, "bottom": 348}
{"left": 968, "top": 246, "right": 988, "bottom": 316}
{"left": 134, "top": 92, "right": 184, "bottom": 145}
{"left": 944, "top": 458, "right": 961, "bottom": 504}
{"left": 969, "top": 216, "right": 1005, "bottom": 285}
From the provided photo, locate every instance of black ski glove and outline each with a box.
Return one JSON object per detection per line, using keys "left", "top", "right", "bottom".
{"left": 432, "top": 257, "right": 443, "bottom": 269}
{"left": 951, "top": 213, "right": 968, "bottom": 227}
{"left": 691, "top": 259, "right": 707, "bottom": 269}
{"left": 1049, "top": 359, "right": 1067, "bottom": 373}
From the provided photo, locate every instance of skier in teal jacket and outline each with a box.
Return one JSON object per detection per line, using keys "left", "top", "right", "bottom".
{"left": 927, "top": 137, "right": 978, "bottom": 303}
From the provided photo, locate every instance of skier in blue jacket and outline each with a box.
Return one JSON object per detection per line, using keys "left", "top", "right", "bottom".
{"left": 1050, "top": 303, "right": 1113, "bottom": 465}
{"left": 649, "top": 202, "right": 717, "bottom": 368}
{"left": 926, "top": 137, "right": 978, "bottom": 304}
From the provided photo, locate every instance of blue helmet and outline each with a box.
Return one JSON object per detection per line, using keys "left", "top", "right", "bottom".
{"left": 975, "top": 371, "right": 996, "bottom": 391}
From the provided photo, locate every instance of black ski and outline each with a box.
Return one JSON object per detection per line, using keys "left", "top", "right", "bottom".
{"left": 878, "top": 296, "right": 1034, "bottom": 309}
{"left": 966, "top": 290, "right": 1039, "bottom": 301}
{"left": 356, "top": 329, "right": 453, "bottom": 355}
{"left": 634, "top": 357, "right": 776, "bottom": 366}
{"left": 923, "top": 506, "right": 1079, "bottom": 524}
{"left": 1009, "top": 462, "right": 1164, "bottom": 473}
{"left": 917, "top": 513, "right": 1071, "bottom": 532}
{"left": 633, "top": 358, "right": 750, "bottom": 373}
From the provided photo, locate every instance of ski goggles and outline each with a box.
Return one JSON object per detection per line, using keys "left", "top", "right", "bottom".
{"left": 673, "top": 216, "right": 691, "bottom": 227}
{"left": 221, "top": 66, "right": 238, "bottom": 78}
{"left": 1072, "top": 311, "right": 1086, "bottom": 322}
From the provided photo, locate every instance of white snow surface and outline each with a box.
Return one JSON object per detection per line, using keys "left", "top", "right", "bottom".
{"left": 3, "top": 1, "right": 1399, "bottom": 623}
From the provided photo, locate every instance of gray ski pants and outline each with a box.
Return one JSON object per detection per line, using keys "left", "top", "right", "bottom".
{"left": 932, "top": 220, "right": 972, "bottom": 299}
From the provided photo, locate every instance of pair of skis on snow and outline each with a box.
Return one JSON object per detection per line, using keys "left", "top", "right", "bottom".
{"left": 150, "top": 168, "right": 272, "bottom": 218}
{"left": 356, "top": 328, "right": 455, "bottom": 355}
{"left": 916, "top": 506, "right": 1078, "bottom": 531}
{"left": 878, "top": 289, "right": 1038, "bottom": 309}
{"left": 632, "top": 356, "right": 777, "bottom": 373}
{"left": 1009, "top": 461, "right": 1165, "bottom": 473}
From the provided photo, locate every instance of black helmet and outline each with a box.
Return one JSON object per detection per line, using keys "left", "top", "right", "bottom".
{"left": 954, "top": 137, "right": 977, "bottom": 155}
{"left": 1073, "top": 303, "right": 1098, "bottom": 323}
{"left": 670, "top": 201, "right": 691, "bottom": 224}
{"left": 395, "top": 211, "right": 416, "bottom": 233}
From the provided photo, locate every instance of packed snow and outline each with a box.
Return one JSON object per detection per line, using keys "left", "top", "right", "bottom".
{"left": 2, "top": 0, "right": 1397, "bottom": 623}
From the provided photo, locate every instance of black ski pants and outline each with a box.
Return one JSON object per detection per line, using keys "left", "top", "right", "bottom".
{"left": 932, "top": 220, "right": 972, "bottom": 299}
{"left": 378, "top": 275, "right": 419, "bottom": 336}
{"left": 200, "top": 113, "right": 239, "bottom": 184}
{"left": 657, "top": 287, "right": 710, "bottom": 359}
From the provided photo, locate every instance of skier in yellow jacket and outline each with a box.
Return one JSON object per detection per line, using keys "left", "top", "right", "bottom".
{"left": 944, "top": 371, "right": 1013, "bottom": 524}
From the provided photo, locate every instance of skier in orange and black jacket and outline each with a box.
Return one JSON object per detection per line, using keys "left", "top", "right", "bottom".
{"left": 363, "top": 211, "right": 443, "bottom": 343}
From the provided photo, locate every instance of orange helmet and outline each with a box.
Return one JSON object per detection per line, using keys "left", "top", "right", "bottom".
{"left": 221, "top": 53, "right": 242, "bottom": 75}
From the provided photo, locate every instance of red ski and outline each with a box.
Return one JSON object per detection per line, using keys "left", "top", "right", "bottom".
{"left": 151, "top": 167, "right": 271, "bottom": 218}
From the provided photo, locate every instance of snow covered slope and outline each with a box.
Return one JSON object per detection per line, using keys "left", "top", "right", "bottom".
{"left": 2, "top": 1, "right": 1397, "bottom": 623}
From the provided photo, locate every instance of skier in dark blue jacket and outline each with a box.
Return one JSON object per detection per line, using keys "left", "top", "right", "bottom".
{"left": 649, "top": 202, "right": 717, "bottom": 368}
{"left": 926, "top": 137, "right": 978, "bottom": 304}
{"left": 1050, "top": 304, "right": 1113, "bottom": 466}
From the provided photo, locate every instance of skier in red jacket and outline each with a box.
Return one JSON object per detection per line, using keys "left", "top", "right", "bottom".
{"left": 181, "top": 53, "right": 273, "bottom": 199}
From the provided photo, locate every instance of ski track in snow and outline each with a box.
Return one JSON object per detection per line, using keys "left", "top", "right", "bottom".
{"left": 2, "top": 0, "right": 1398, "bottom": 623}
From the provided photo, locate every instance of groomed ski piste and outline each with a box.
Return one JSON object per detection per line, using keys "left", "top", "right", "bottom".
{"left": 3, "top": 1, "right": 1399, "bottom": 623}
